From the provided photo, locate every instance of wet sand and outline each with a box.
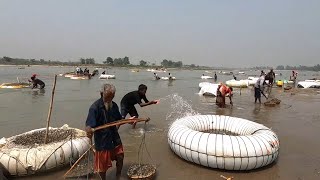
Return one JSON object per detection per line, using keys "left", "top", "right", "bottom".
{"left": 1, "top": 67, "right": 320, "bottom": 179}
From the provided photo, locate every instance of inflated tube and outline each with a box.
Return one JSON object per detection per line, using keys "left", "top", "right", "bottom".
{"left": 168, "top": 115, "right": 279, "bottom": 170}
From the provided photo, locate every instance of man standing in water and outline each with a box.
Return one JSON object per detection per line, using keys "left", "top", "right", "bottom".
{"left": 290, "top": 70, "right": 298, "bottom": 81}
{"left": 254, "top": 74, "right": 266, "bottom": 103}
{"left": 154, "top": 73, "right": 160, "bottom": 80}
{"left": 266, "top": 69, "right": 275, "bottom": 86}
{"left": 216, "top": 83, "right": 233, "bottom": 108}
{"left": 168, "top": 73, "right": 173, "bottom": 80}
{"left": 214, "top": 73, "right": 217, "bottom": 81}
{"left": 85, "top": 84, "right": 128, "bottom": 180}
{"left": 121, "top": 84, "right": 158, "bottom": 127}
{"left": 233, "top": 74, "right": 237, "bottom": 80}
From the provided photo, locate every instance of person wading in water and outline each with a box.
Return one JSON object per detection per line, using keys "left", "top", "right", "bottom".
{"left": 120, "top": 84, "right": 159, "bottom": 128}
{"left": 85, "top": 84, "right": 137, "bottom": 180}
{"left": 216, "top": 83, "right": 233, "bottom": 108}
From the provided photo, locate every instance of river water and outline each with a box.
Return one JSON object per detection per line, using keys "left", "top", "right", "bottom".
{"left": 1, "top": 66, "right": 320, "bottom": 179}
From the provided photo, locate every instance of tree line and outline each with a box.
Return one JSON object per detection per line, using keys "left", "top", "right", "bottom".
{"left": 0, "top": 56, "right": 77, "bottom": 65}
{"left": 0, "top": 56, "right": 196, "bottom": 69}
{"left": 276, "top": 64, "right": 320, "bottom": 71}
{"left": 103, "top": 57, "right": 183, "bottom": 68}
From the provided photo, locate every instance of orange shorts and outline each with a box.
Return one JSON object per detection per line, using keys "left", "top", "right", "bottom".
{"left": 94, "top": 145, "right": 124, "bottom": 172}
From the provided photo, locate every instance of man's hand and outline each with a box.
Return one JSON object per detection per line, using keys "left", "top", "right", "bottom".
{"left": 85, "top": 126, "right": 93, "bottom": 139}
{"left": 128, "top": 116, "right": 137, "bottom": 128}
{"left": 152, "top": 100, "right": 160, "bottom": 104}
{"left": 146, "top": 117, "right": 151, "bottom": 122}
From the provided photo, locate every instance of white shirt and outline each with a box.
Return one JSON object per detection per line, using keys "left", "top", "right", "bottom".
{"left": 255, "top": 76, "right": 265, "bottom": 88}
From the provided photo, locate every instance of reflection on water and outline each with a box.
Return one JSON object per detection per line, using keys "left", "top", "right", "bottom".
{"left": 31, "top": 89, "right": 46, "bottom": 96}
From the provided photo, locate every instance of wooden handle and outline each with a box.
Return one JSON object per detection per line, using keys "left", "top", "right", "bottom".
{"left": 92, "top": 118, "right": 150, "bottom": 132}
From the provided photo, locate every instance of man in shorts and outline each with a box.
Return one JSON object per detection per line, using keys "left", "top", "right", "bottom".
{"left": 120, "top": 84, "right": 158, "bottom": 127}
{"left": 85, "top": 84, "right": 128, "bottom": 179}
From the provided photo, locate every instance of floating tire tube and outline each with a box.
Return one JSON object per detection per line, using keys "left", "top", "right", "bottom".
{"left": 70, "top": 76, "right": 90, "bottom": 80}
{"left": 168, "top": 115, "right": 280, "bottom": 170}
{"left": 161, "top": 77, "right": 176, "bottom": 80}
{"left": 99, "top": 74, "right": 116, "bottom": 79}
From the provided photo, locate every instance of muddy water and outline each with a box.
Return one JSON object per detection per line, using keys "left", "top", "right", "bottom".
{"left": 0, "top": 66, "right": 320, "bottom": 179}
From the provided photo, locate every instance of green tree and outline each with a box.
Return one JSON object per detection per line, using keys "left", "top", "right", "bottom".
{"left": 174, "top": 61, "right": 183, "bottom": 67}
{"left": 276, "top": 65, "right": 284, "bottom": 70}
{"left": 139, "top": 60, "right": 147, "bottom": 66}
{"left": 123, "top": 56, "right": 130, "bottom": 65}
{"left": 114, "top": 58, "right": 123, "bottom": 65}
{"left": 86, "top": 58, "right": 95, "bottom": 64}
{"left": 3, "top": 56, "right": 12, "bottom": 62}
{"left": 161, "top": 59, "right": 169, "bottom": 67}
{"left": 105, "top": 57, "right": 113, "bottom": 65}
{"left": 80, "top": 58, "right": 86, "bottom": 64}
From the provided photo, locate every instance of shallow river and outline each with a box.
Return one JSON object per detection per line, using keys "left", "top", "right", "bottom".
{"left": 0, "top": 66, "right": 320, "bottom": 179}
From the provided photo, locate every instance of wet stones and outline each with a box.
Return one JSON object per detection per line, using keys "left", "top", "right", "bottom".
{"left": 127, "top": 164, "right": 156, "bottom": 179}
{"left": 264, "top": 98, "right": 281, "bottom": 107}
{"left": 9, "top": 129, "right": 75, "bottom": 148}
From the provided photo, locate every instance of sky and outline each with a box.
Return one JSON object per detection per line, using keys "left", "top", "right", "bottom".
{"left": 0, "top": 0, "right": 319, "bottom": 68}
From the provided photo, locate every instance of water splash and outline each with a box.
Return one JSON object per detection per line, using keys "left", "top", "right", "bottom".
{"left": 163, "top": 93, "right": 199, "bottom": 122}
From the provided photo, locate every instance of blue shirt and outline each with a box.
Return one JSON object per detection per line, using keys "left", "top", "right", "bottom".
{"left": 85, "top": 98, "right": 122, "bottom": 151}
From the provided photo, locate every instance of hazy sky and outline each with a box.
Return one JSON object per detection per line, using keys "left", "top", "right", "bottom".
{"left": 0, "top": 0, "right": 319, "bottom": 67}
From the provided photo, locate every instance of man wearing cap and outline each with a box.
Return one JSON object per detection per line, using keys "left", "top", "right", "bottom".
{"left": 85, "top": 84, "right": 128, "bottom": 180}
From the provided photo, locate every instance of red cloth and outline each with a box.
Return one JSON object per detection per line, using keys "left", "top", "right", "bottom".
{"left": 94, "top": 145, "right": 124, "bottom": 172}
{"left": 219, "top": 85, "right": 232, "bottom": 96}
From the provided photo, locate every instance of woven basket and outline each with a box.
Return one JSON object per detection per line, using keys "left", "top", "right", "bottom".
{"left": 264, "top": 101, "right": 276, "bottom": 107}
{"left": 127, "top": 164, "right": 156, "bottom": 180}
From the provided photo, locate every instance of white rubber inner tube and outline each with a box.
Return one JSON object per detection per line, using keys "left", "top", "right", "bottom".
{"left": 168, "top": 115, "right": 279, "bottom": 170}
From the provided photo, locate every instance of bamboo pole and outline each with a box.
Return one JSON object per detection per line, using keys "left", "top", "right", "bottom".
{"left": 44, "top": 74, "right": 57, "bottom": 144}
{"left": 92, "top": 118, "right": 150, "bottom": 132}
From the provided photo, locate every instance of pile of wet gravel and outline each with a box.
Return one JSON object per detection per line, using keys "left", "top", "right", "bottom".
{"left": 264, "top": 98, "right": 281, "bottom": 107}
{"left": 127, "top": 164, "right": 156, "bottom": 179}
{"left": 7, "top": 129, "right": 76, "bottom": 148}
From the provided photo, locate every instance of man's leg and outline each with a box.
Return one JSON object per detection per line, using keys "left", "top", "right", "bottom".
{"left": 254, "top": 88, "right": 258, "bottom": 103}
{"left": 221, "top": 96, "right": 226, "bottom": 108}
{"left": 95, "top": 151, "right": 111, "bottom": 180}
{"left": 128, "top": 107, "right": 139, "bottom": 128}
{"left": 98, "top": 172, "right": 106, "bottom": 180}
{"left": 115, "top": 154, "right": 124, "bottom": 177}
{"left": 120, "top": 105, "right": 129, "bottom": 119}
